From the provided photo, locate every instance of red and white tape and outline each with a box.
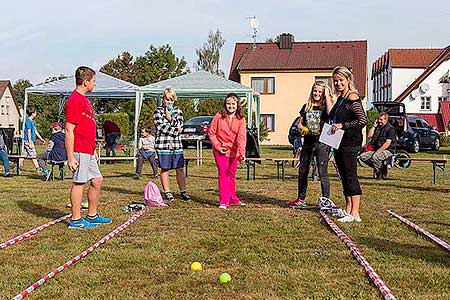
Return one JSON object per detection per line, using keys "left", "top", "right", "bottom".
{"left": 12, "top": 208, "right": 146, "bottom": 300}
{"left": 387, "top": 210, "right": 450, "bottom": 253}
{"left": 320, "top": 212, "right": 396, "bottom": 300}
{"left": 0, "top": 214, "right": 72, "bottom": 250}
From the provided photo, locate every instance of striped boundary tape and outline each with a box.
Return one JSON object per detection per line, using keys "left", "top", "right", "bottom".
{"left": 387, "top": 210, "right": 450, "bottom": 253}
{"left": 1, "top": 214, "right": 72, "bottom": 250}
{"left": 12, "top": 208, "right": 147, "bottom": 300}
{"left": 320, "top": 211, "right": 396, "bottom": 300}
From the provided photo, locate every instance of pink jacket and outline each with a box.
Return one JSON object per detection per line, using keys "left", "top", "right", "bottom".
{"left": 208, "top": 112, "right": 246, "bottom": 158}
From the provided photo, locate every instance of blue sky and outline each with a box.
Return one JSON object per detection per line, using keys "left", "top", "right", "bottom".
{"left": 1, "top": 0, "right": 449, "bottom": 87}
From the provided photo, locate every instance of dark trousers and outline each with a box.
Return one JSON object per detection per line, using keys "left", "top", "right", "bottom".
{"left": 135, "top": 152, "right": 158, "bottom": 176}
{"left": 298, "top": 143, "right": 330, "bottom": 199}
{"left": 334, "top": 146, "right": 362, "bottom": 196}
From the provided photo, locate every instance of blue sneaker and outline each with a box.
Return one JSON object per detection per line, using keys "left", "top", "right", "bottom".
{"left": 85, "top": 214, "right": 112, "bottom": 224}
{"left": 68, "top": 218, "right": 98, "bottom": 229}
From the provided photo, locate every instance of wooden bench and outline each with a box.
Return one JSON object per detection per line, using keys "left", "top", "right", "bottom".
{"left": 267, "top": 158, "right": 300, "bottom": 181}
{"left": 7, "top": 155, "right": 37, "bottom": 175}
{"left": 397, "top": 157, "right": 449, "bottom": 184}
{"left": 245, "top": 158, "right": 266, "bottom": 180}
{"left": 184, "top": 156, "right": 214, "bottom": 177}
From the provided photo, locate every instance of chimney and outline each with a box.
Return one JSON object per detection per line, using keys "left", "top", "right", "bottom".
{"left": 278, "top": 33, "right": 294, "bottom": 49}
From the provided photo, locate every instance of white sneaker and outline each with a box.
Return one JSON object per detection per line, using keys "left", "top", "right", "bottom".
{"left": 354, "top": 217, "right": 362, "bottom": 222}
{"left": 219, "top": 205, "right": 227, "bottom": 209}
{"left": 337, "top": 214, "right": 355, "bottom": 223}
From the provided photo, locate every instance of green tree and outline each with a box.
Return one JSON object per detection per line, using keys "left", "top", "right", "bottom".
{"left": 134, "top": 44, "right": 189, "bottom": 86}
{"left": 100, "top": 51, "right": 136, "bottom": 83}
{"left": 195, "top": 29, "right": 225, "bottom": 76}
{"left": 13, "top": 79, "right": 33, "bottom": 105}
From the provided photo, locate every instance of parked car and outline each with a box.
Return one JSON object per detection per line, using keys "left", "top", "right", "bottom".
{"left": 288, "top": 116, "right": 301, "bottom": 146}
{"left": 373, "top": 102, "right": 440, "bottom": 153}
{"left": 181, "top": 116, "right": 213, "bottom": 148}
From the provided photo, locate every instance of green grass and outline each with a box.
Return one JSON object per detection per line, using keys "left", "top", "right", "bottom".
{"left": 1, "top": 146, "right": 450, "bottom": 299}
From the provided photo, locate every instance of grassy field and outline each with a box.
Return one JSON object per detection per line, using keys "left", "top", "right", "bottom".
{"left": 0, "top": 145, "right": 449, "bottom": 300}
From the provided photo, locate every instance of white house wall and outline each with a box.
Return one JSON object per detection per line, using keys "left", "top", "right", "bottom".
{"left": 401, "top": 59, "right": 450, "bottom": 114}
{"left": 0, "top": 87, "right": 20, "bottom": 132}
{"left": 391, "top": 68, "right": 425, "bottom": 100}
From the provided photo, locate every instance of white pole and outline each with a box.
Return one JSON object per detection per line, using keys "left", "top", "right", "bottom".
{"left": 20, "top": 91, "right": 29, "bottom": 155}
{"left": 133, "top": 92, "right": 142, "bottom": 167}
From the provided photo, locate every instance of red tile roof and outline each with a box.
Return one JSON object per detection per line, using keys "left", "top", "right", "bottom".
{"left": 229, "top": 40, "right": 368, "bottom": 97}
{"left": 439, "top": 101, "right": 450, "bottom": 131}
{"left": 372, "top": 49, "right": 443, "bottom": 78}
{"left": 408, "top": 113, "right": 445, "bottom": 132}
{"left": 394, "top": 46, "right": 450, "bottom": 103}
{"left": 0, "top": 80, "right": 10, "bottom": 97}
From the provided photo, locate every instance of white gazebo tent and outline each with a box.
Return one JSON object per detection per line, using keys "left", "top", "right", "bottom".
{"left": 134, "top": 70, "right": 260, "bottom": 158}
{"left": 22, "top": 71, "right": 138, "bottom": 153}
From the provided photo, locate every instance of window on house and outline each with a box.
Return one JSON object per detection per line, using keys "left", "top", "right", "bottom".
{"left": 260, "top": 114, "right": 275, "bottom": 131}
{"left": 1, "top": 105, "right": 4, "bottom": 115}
{"left": 314, "top": 76, "right": 331, "bottom": 86}
{"left": 251, "top": 77, "right": 275, "bottom": 94}
{"left": 420, "top": 96, "right": 431, "bottom": 110}
{"left": 438, "top": 96, "right": 449, "bottom": 101}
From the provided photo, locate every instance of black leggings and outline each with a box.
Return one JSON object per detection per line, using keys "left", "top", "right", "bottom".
{"left": 334, "top": 146, "right": 362, "bottom": 196}
{"left": 298, "top": 143, "right": 330, "bottom": 199}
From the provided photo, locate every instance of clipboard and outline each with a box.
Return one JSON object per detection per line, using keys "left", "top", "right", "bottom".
{"left": 319, "top": 123, "right": 344, "bottom": 149}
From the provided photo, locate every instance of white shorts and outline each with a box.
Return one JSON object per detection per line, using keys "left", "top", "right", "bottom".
{"left": 72, "top": 152, "right": 102, "bottom": 183}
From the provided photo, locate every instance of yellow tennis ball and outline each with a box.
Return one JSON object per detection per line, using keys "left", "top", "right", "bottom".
{"left": 301, "top": 127, "right": 309, "bottom": 135}
{"left": 191, "top": 262, "right": 203, "bottom": 271}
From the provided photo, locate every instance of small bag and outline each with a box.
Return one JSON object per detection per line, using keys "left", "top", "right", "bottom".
{"left": 144, "top": 181, "right": 168, "bottom": 207}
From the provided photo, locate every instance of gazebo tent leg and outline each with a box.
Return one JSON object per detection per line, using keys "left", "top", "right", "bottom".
{"left": 133, "top": 92, "right": 143, "bottom": 168}
{"left": 20, "top": 92, "right": 29, "bottom": 155}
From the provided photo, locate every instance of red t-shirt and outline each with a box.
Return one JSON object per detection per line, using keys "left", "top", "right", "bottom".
{"left": 65, "top": 90, "right": 97, "bottom": 154}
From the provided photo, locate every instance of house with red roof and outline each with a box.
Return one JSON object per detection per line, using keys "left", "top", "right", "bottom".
{"left": 0, "top": 80, "right": 21, "bottom": 133}
{"left": 372, "top": 47, "right": 450, "bottom": 132}
{"left": 229, "top": 34, "right": 368, "bottom": 145}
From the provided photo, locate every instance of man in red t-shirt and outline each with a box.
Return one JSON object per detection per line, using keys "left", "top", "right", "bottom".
{"left": 65, "top": 66, "right": 111, "bottom": 229}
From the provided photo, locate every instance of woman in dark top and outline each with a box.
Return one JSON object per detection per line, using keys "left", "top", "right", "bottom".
{"left": 328, "top": 66, "right": 367, "bottom": 223}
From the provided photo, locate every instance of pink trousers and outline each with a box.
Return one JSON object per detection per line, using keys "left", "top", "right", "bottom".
{"left": 213, "top": 149, "right": 240, "bottom": 206}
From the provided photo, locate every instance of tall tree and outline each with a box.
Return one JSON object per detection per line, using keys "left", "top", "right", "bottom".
{"left": 195, "top": 29, "right": 225, "bottom": 76}
{"left": 100, "top": 51, "right": 136, "bottom": 83}
{"left": 134, "top": 44, "right": 189, "bottom": 86}
{"left": 13, "top": 79, "right": 33, "bottom": 105}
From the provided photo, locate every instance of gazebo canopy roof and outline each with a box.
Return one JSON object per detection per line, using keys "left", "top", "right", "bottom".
{"left": 137, "top": 70, "right": 254, "bottom": 98}
{"left": 25, "top": 71, "right": 138, "bottom": 98}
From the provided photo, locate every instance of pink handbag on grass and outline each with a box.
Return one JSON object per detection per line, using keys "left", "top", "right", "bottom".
{"left": 144, "top": 181, "right": 168, "bottom": 207}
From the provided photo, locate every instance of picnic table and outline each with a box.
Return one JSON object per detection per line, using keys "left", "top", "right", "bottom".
{"left": 397, "top": 157, "right": 449, "bottom": 184}
{"left": 181, "top": 136, "right": 204, "bottom": 165}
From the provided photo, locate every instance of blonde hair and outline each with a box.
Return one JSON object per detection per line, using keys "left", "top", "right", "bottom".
{"left": 305, "top": 81, "right": 328, "bottom": 112}
{"left": 332, "top": 66, "right": 358, "bottom": 96}
{"left": 163, "top": 87, "right": 177, "bottom": 102}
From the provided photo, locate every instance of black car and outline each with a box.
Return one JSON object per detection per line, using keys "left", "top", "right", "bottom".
{"left": 181, "top": 116, "right": 213, "bottom": 148}
{"left": 373, "top": 102, "right": 440, "bottom": 153}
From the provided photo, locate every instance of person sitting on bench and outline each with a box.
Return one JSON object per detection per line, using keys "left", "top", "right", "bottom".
{"left": 359, "top": 112, "right": 396, "bottom": 179}
{"left": 37, "top": 122, "right": 67, "bottom": 180}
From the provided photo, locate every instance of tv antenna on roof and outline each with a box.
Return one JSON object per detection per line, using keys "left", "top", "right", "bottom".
{"left": 246, "top": 16, "right": 259, "bottom": 49}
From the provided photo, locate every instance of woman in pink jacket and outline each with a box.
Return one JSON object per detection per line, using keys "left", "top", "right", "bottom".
{"left": 208, "top": 93, "right": 247, "bottom": 209}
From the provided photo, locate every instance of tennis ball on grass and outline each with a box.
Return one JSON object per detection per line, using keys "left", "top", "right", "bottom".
{"left": 191, "top": 262, "right": 203, "bottom": 271}
{"left": 218, "top": 272, "right": 232, "bottom": 284}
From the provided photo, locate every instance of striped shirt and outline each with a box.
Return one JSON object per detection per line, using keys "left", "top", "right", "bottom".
{"left": 153, "top": 105, "right": 184, "bottom": 150}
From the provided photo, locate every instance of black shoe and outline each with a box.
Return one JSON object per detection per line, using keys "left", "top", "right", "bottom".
{"left": 164, "top": 191, "right": 175, "bottom": 201}
{"left": 4, "top": 172, "right": 13, "bottom": 177}
{"left": 133, "top": 175, "right": 140, "bottom": 180}
{"left": 180, "top": 191, "right": 191, "bottom": 202}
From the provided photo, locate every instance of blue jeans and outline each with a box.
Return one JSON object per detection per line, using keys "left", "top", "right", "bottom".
{"left": 105, "top": 132, "right": 121, "bottom": 157}
{"left": 0, "top": 149, "right": 10, "bottom": 174}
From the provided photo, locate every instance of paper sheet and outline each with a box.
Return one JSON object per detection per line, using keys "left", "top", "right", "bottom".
{"left": 319, "top": 123, "right": 344, "bottom": 149}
